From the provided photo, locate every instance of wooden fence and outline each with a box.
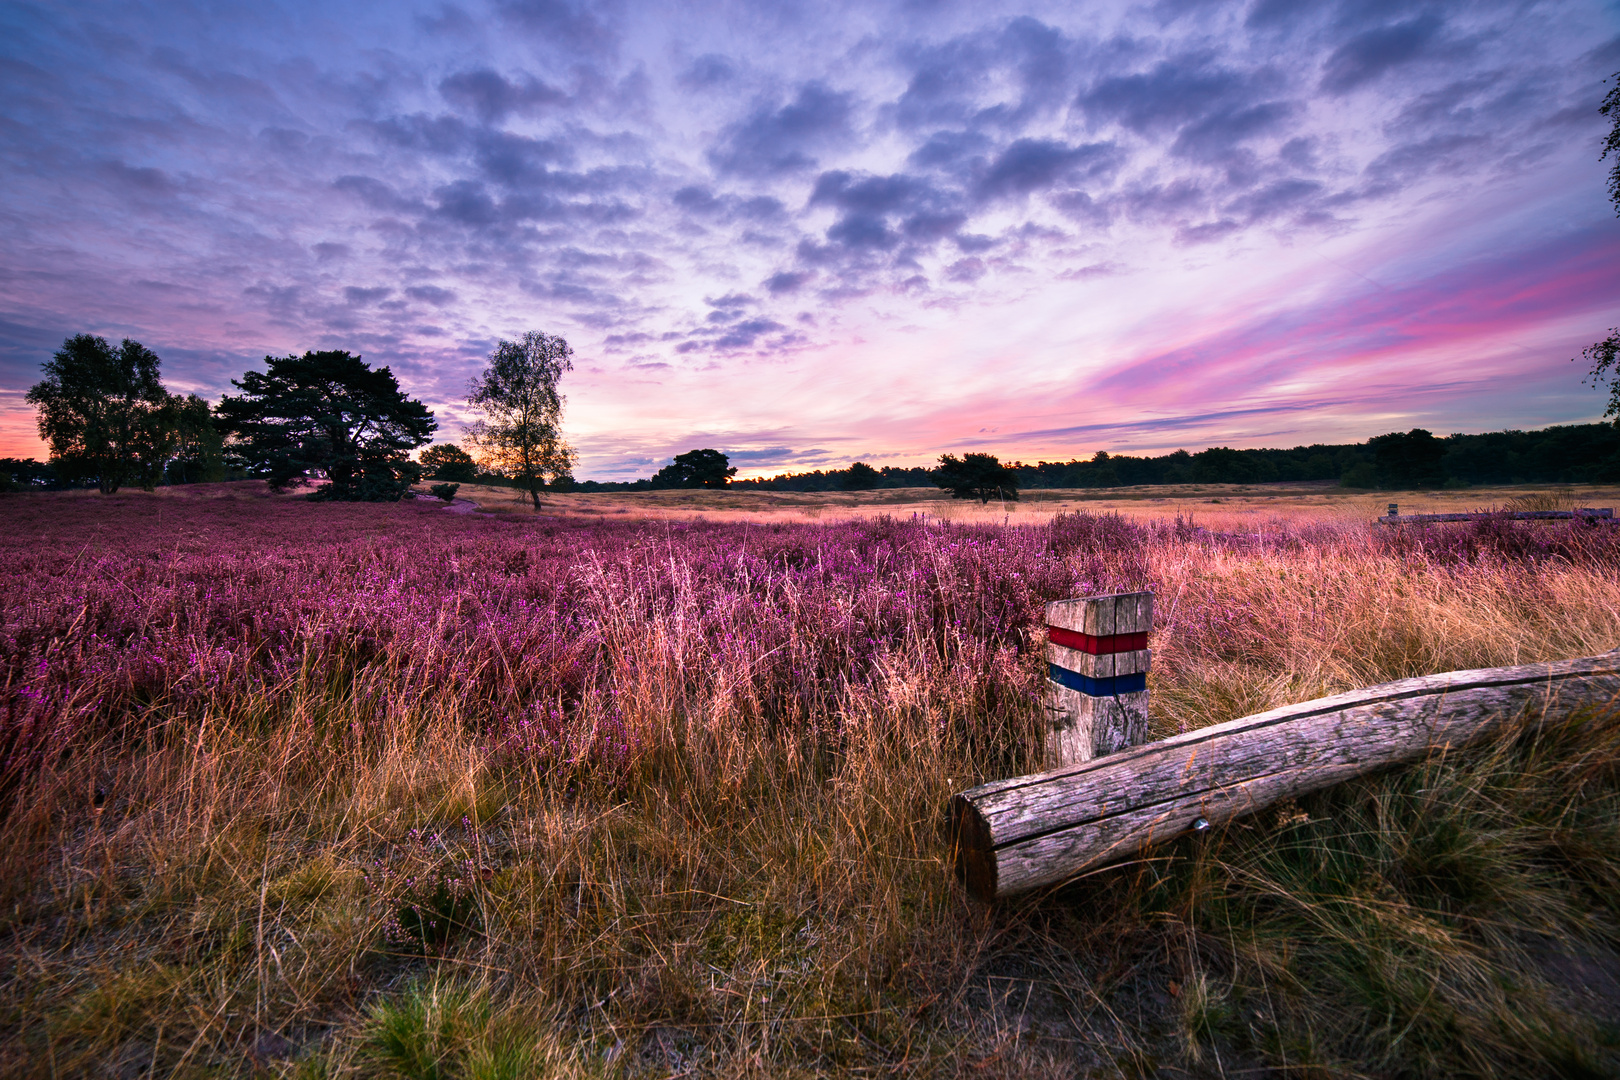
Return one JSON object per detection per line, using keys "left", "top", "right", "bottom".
{"left": 1376, "top": 504, "right": 1614, "bottom": 525}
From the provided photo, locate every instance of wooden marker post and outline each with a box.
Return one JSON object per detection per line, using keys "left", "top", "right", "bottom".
{"left": 1045, "top": 592, "right": 1152, "bottom": 766}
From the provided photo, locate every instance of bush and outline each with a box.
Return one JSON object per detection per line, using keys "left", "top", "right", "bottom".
{"left": 430, "top": 483, "right": 460, "bottom": 503}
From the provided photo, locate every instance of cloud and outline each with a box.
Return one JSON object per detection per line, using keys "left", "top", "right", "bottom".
{"left": 405, "top": 285, "right": 458, "bottom": 305}
{"left": 975, "top": 138, "right": 1120, "bottom": 200}
{"left": 1080, "top": 58, "right": 1268, "bottom": 135}
{"left": 1169, "top": 101, "right": 1298, "bottom": 160}
{"left": 764, "top": 270, "right": 811, "bottom": 294}
{"left": 433, "top": 180, "right": 501, "bottom": 225}
{"left": 908, "top": 129, "right": 993, "bottom": 169}
{"left": 1222, "top": 177, "right": 1324, "bottom": 223}
{"left": 343, "top": 286, "right": 393, "bottom": 305}
{"left": 893, "top": 17, "right": 1079, "bottom": 132}
{"left": 94, "top": 161, "right": 176, "bottom": 196}
{"left": 707, "top": 81, "right": 855, "bottom": 176}
{"left": 1320, "top": 15, "right": 1445, "bottom": 94}
{"left": 439, "top": 69, "right": 568, "bottom": 122}
{"left": 498, "top": 0, "right": 618, "bottom": 55}
{"left": 678, "top": 53, "right": 737, "bottom": 89}
{"left": 672, "top": 185, "right": 786, "bottom": 222}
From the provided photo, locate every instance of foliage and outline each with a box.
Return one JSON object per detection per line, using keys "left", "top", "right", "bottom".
{"left": 163, "top": 393, "right": 226, "bottom": 484}
{"left": 25, "top": 334, "right": 181, "bottom": 494}
{"left": 0, "top": 458, "right": 59, "bottom": 492}
{"left": 421, "top": 443, "right": 479, "bottom": 483}
{"left": 1576, "top": 75, "right": 1620, "bottom": 424}
{"left": 429, "top": 483, "right": 460, "bottom": 503}
{"left": 365, "top": 823, "right": 490, "bottom": 952}
{"left": 1339, "top": 461, "right": 1379, "bottom": 489}
{"left": 1580, "top": 332, "right": 1620, "bottom": 427}
{"left": 466, "top": 332, "right": 575, "bottom": 511}
{"left": 216, "top": 350, "right": 435, "bottom": 501}
{"left": 651, "top": 447, "right": 736, "bottom": 488}
{"left": 1371, "top": 427, "right": 1447, "bottom": 488}
{"left": 935, "top": 451, "right": 1019, "bottom": 503}
{"left": 841, "top": 460, "right": 881, "bottom": 490}
{"left": 1603, "top": 71, "right": 1620, "bottom": 216}
{"left": 738, "top": 425, "right": 1620, "bottom": 491}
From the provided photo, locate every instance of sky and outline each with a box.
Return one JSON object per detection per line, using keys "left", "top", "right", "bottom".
{"left": 2, "top": 0, "right": 1618, "bottom": 481}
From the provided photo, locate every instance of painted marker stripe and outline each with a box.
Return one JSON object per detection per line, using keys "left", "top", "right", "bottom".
{"left": 1047, "top": 627, "right": 1149, "bottom": 655}
{"left": 1048, "top": 664, "right": 1148, "bottom": 697}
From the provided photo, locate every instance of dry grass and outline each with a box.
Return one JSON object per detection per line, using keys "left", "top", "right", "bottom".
{"left": 2, "top": 486, "right": 1620, "bottom": 1077}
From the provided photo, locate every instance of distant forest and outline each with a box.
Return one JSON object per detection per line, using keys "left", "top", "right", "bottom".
{"left": 573, "top": 424, "right": 1620, "bottom": 493}
{"left": 9, "top": 422, "right": 1618, "bottom": 495}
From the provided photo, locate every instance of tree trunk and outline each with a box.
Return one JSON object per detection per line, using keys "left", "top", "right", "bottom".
{"left": 951, "top": 653, "right": 1620, "bottom": 901}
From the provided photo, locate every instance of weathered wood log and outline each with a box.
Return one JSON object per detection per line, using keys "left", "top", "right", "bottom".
{"left": 952, "top": 653, "right": 1620, "bottom": 901}
{"left": 1377, "top": 505, "right": 1614, "bottom": 525}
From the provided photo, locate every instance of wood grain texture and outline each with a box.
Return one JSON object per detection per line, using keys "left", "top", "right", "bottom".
{"left": 1050, "top": 643, "right": 1150, "bottom": 680}
{"left": 1046, "top": 592, "right": 1154, "bottom": 636}
{"left": 958, "top": 654, "right": 1620, "bottom": 901}
{"left": 1046, "top": 685, "right": 1149, "bottom": 765}
{"left": 1046, "top": 591, "right": 1154, "bottom": 768}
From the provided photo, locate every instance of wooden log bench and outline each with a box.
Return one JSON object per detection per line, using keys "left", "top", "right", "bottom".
{"left": 952, "top": 652, "right": 1620, "bottom": 901}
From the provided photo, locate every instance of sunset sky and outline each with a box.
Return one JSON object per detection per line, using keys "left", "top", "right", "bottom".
{"left": 2, "top": 0, "right": 1618, "bottom": 480}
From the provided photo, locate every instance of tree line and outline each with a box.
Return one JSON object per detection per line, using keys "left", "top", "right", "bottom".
{"left": 11, "top": 331, "right": 577, "bottom": 504}
{"left": 715, "top": 425, "right": 1620, "bottom": 494}
{"left": 12, "top": 341, "right": 1620, "bottom": 501}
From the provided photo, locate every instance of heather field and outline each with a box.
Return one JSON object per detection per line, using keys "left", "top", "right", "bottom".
{"left": 5, "top": 486, "right": 1620, "bottom": 1078}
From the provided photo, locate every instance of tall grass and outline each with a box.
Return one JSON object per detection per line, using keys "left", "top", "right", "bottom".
{"left": 2, "top": 489, "right": 1619, "bottom": 1077}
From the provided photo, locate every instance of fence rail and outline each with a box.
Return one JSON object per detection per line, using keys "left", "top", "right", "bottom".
{"left": 1376, "top": 504, "right": 1614, "bottom": 525}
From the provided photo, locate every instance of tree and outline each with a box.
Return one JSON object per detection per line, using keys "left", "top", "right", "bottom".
{"left": 1369, "top": 428, "right": 1446, "bottom": 489}
{"left": 935, "top": 452, "right": 1019, "bottom": 503}
{"left": 421, "top": 443, "right": 479, "bottom": 483}
{"left": 842, "top": 461, "right": 881, "bottom": 490}
{"left": 1579, "top": 73, "right": 1620, "bottom": 425}
{"left": 26, "top": 334, "right": 181, "bottom": 494}
{"left": 1581, "top": 336, "right": 1620, "bottom": 425}
{"left": 216, "top": 350, "right": 435, "bottom": 500}
{"left": 466, "top": 332, "right": 575, "bottom": 510}
{"left": 165, "top": 394, "right": 226, "bottom": 484}
{"left": 651, "top": 448, "right": 736, "bottom": 489}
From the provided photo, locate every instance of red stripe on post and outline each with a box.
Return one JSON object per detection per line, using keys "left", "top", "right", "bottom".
{"left": 1047, "top": 627, "right": 1148, "bottom": 654}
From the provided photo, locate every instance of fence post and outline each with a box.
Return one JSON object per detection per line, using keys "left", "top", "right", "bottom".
{"left": 1044, "top": 592, "right": 1152, "bottom": 766}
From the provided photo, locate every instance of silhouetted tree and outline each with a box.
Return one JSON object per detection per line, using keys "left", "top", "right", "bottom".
{"left": 27, "top": 334, "right": 179, "bottom": 493}
{"left": 421, "top": 443, "right": 478, "bottom": 483}
{"left": 1370, "top": 429, "right": 1447, "bottom": 489}
{"left": 1578, "top": 72, "right": 1620, "bottom": 424}
{"left": 165, "top": 394, "right": 226, "bottom": 484}
{"left": 466, "top": 332, "right": 575, "bottom": 510}
{"left": 935, "top": 452, "right": 1019, "bottom": 503}
{"left": 842, "top": 461, "right": 881, "bottom": 490}
{"left": 652, "top": 448, "right": 736, "bottom": 489}
{"left": 0, "top": 458, "right": 58, "bottom": 492}
{"left": 216, "top": 350, "right": 435, "bottom": 500}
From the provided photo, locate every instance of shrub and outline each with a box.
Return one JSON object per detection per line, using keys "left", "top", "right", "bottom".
{"left": 430, "top": 482, "right": 459, "bottom": 502}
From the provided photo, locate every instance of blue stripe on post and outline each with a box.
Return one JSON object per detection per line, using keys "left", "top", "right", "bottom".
{"left": 1047, "top": 664, "right": 1147, "bottom": 697}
